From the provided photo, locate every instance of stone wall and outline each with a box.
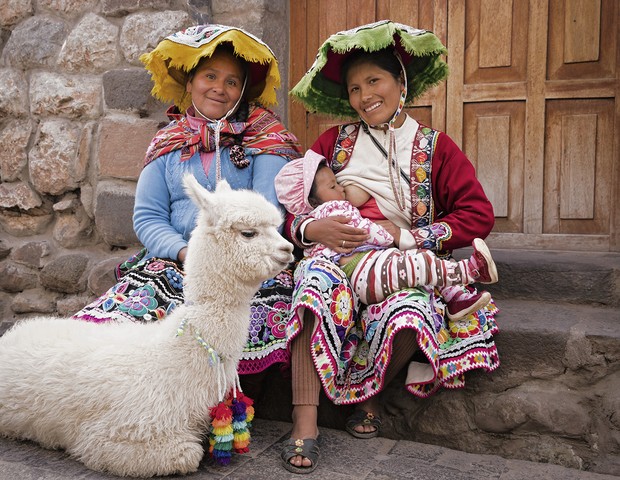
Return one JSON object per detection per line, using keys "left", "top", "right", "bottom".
{"left": 0, "top": 0, "right": 290, "bottom": 321}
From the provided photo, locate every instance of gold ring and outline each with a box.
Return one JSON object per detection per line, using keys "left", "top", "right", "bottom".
{"left": 342, "top": 240, "right": 346, "bottom": 248}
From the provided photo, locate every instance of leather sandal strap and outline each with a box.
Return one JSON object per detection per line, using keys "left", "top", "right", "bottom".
{"left": 281, "top": 437, "right": 320, "bottom": 464}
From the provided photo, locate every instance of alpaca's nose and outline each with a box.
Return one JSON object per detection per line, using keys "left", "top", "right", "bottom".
{"left": 281, "top": 240, "right": 294, "bottom": 254}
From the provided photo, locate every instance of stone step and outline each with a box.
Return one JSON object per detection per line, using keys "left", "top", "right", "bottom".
{"left": 250, "top": 298, "right": 620, "bottom": 476}
{"left": 454, "top": 248, "right": 620, "bottom": 307}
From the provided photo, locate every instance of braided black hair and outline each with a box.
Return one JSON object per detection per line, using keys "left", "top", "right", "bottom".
{"left": 229, "top": 98, "right": 250, "bottom": 168}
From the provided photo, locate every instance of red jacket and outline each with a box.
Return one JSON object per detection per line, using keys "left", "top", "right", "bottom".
{"left": 288, "top": 123, "right": 494, "bottom": 253}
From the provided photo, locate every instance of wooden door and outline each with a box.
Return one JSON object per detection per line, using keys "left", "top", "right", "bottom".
{"left": 289, "top": 0, "right": 619, "bottom": 252}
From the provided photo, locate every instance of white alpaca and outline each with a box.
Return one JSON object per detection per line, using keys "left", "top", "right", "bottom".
{"left": 0, "top": 176, "right": 294, "bottom": 477}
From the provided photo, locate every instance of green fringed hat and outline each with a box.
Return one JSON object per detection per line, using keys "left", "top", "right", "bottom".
{"left": 140, "top": 24, "right": 281, "bottom": 113}
{"left": 290, "top": 20, "right": 448, "bottom": 118}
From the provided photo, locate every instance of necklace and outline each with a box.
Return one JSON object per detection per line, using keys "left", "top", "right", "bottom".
{"left": 361, "top": 121, "right": 408, "bottom": 211}
{"left": 190, "top": 74, "right": 250, "bottom": 182}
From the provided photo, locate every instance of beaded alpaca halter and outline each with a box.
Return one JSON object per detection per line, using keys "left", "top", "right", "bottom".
{"left": 176, "top": 316, "right": 253, "bottom": 465}
{"left": 176, "top": 316, "right": 229, "bottom": 400}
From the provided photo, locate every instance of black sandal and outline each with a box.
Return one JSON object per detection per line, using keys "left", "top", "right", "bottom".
{"left": 345, "top": 410, "right": 382, "bottom": 439}
{"left": 281, "top": 437, "right": 320, "bottom": 474}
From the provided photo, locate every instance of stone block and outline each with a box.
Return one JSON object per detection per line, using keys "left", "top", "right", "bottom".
{"left": 58, "top": 14, "right": 119, "bottom": 73}
{"left": 39, "top": 253, "right": 89, "bottom": 293}
{"left": 53, "top": 210, "right": 94, "bottom": 248}
{"left": 120, "top": 11, "right": 191, "bottom": 65}
{"left": 0, "top": 119, "right": 32, "bottom": 181}
{"left": 103, "top": 69, "right": 153, "bottom": 112}
{"left": 0, "top": 210, "right": 53, "bottom": 236}
{"left": 97, "top": 115, "right": 161, "bottom": 180}
{"left": 87, "top": 255, "right": 129, "bottom": 296}
{"left": 11, "top": 289, "right": 58, "bottom": 314}
{"left": 564, "top": 327, "right": 608, "bottom": 372}
{"left": 0, "top": 240, "right": 10, "bottom": 260}
{"left": 484, "top": 249, "right": 620, "bottom": 307}
{"left": 30, "top": 72, "right": 102, "bottom": 118}
{"left": 0, "top": 182, "right": 42, "bottom": 210}
{"left": 29, "top": 119, "right": 92, "bottom": 196}
{"left": 0, "top": 260, "right": 39, "bottom": 292}
{"left": 474, "top": 383, "right": 591, "bottom": 437}
{"left": 211, "top": 0, "right": 265, "bottom": 15}
{"left": 57, "top": 294, "right": 94, "bottom": 316}
{"left": 11, "top": 241, "right": 52, "bottom": 268}
{"left": 212, "top": 11, "right": 263, "bottom": 37}
{"left": 38, "top": 0, "right": 99, "bottom": 17}
{"left": 80, "top": 183, "right": 95, "bottom": 219}
{"left": 186, "top": 0, "right": 211, "bottom": 23}
{"left": 0, "top": 69, "right": 28, "bottom": 117}
{"left": 94, "top": 181, "right": 138, "bottom": 247}
{"left": 102, "top": 0, "right": 173, "bottom": 17}
{"left": 0, "top": 0, "right": 33, "bottom": 27}
{"left": 188, "top": 0, "right": 211, "bottom": 8}
{"left": 4, "top": 15, "right": 67, "bottom": 69}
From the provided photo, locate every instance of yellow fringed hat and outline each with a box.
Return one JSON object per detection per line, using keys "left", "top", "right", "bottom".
{"left": 140, "top": 24, "right": 281, "bottom": 112}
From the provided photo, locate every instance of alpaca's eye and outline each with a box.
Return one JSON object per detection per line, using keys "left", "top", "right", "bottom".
{"left": 241, "top": 230, "right": 257, "bottom": 238}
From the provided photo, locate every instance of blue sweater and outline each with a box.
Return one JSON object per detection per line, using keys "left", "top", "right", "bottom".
{"left": 133, "top": 147, "right": 288, "bottom": 261}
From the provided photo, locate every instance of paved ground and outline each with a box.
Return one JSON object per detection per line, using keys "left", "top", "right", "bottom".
{"left": 0, "top": 419, "right": 618, "bottom": 480}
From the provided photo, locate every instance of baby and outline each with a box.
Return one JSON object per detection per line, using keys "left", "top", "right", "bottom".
{"left": 275, "top": 150, "right": 498, "bottom": 320}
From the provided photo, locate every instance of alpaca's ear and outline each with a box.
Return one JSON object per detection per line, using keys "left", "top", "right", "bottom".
{"left": 183, "top": 174, "right": 218, "bottom": 214}
{"left": 215, "top": 179, "right": 232, "bottom": 193}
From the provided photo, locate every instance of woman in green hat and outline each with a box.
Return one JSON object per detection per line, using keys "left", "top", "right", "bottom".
{"left": 73, "top": 24, "right": 301, "bottom": 378}
{"left": 282, "top": 20, "right": 500, "bottom": 473}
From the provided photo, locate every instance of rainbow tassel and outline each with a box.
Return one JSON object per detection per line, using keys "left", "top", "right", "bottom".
{"left": 208, "top": 401, "right": 234, "bottom": 465}
{"left": 231, "top": 397, "right": 250, "bottom": 453}
{"left": 237, "top": 391, "right": 254, "bottom": 427}
{"left": 208, "top": 390, "right": 255, "bottom": 465}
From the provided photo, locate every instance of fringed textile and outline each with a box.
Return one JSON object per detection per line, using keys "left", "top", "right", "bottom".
{"left": 140, "top": 24, "right": 281, "bottom": 112}
{"left": 290, "top": 20, "right": 448, "bottom": 118}
{"left": 144, "top": 104, "right": 302, "bottom": 167}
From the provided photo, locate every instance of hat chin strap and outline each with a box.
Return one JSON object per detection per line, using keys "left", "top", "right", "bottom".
{"left": 367, "top": 50, "right": 408, "bottom": 130}
{"left": 366, "top": 50, "right": 408, "bottom": 212}
{"left": 191, "top": 75, "right": 248, "bottom": 183}
{"left": 191, "top": 73, "right": 248, "bottom": 123}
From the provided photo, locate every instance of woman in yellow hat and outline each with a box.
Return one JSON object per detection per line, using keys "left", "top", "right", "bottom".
{"left": 281, "top": 20, "right": 500, "bottom": 473}
{"left": 73, "top": 24, "right": 301, "bottom": 379}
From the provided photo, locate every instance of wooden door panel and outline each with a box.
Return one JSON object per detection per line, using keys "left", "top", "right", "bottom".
{"left": 407, "top": 106, "right": 432, "bottom": 128}
{"left": 463, "top": 102, "right": 526, "bottom": 233}
{"left": 377, "top": 0, "right": 435, "bottom": 29}
{"left": 464, "top": 0, "right": 529, "bottom": 85}
{"left": 547, "top": 0, "right": 617, "bottom": 81}
{"left": 543, "top": 99, "right": 614, "bottom": 235}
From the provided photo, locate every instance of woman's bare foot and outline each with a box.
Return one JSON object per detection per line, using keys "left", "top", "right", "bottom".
{"left": 288, "top": 405, "right": 319, "bottom": 469}
{"left": 351, "top": 395, "right": 381, "bottom": 435}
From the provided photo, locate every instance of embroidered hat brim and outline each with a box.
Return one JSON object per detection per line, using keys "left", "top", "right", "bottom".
{"left": 140, "top": 24, "right": 281, "bottom": 112}
{"left": 290, "top": 20, "right": 449, "bottom": 119}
